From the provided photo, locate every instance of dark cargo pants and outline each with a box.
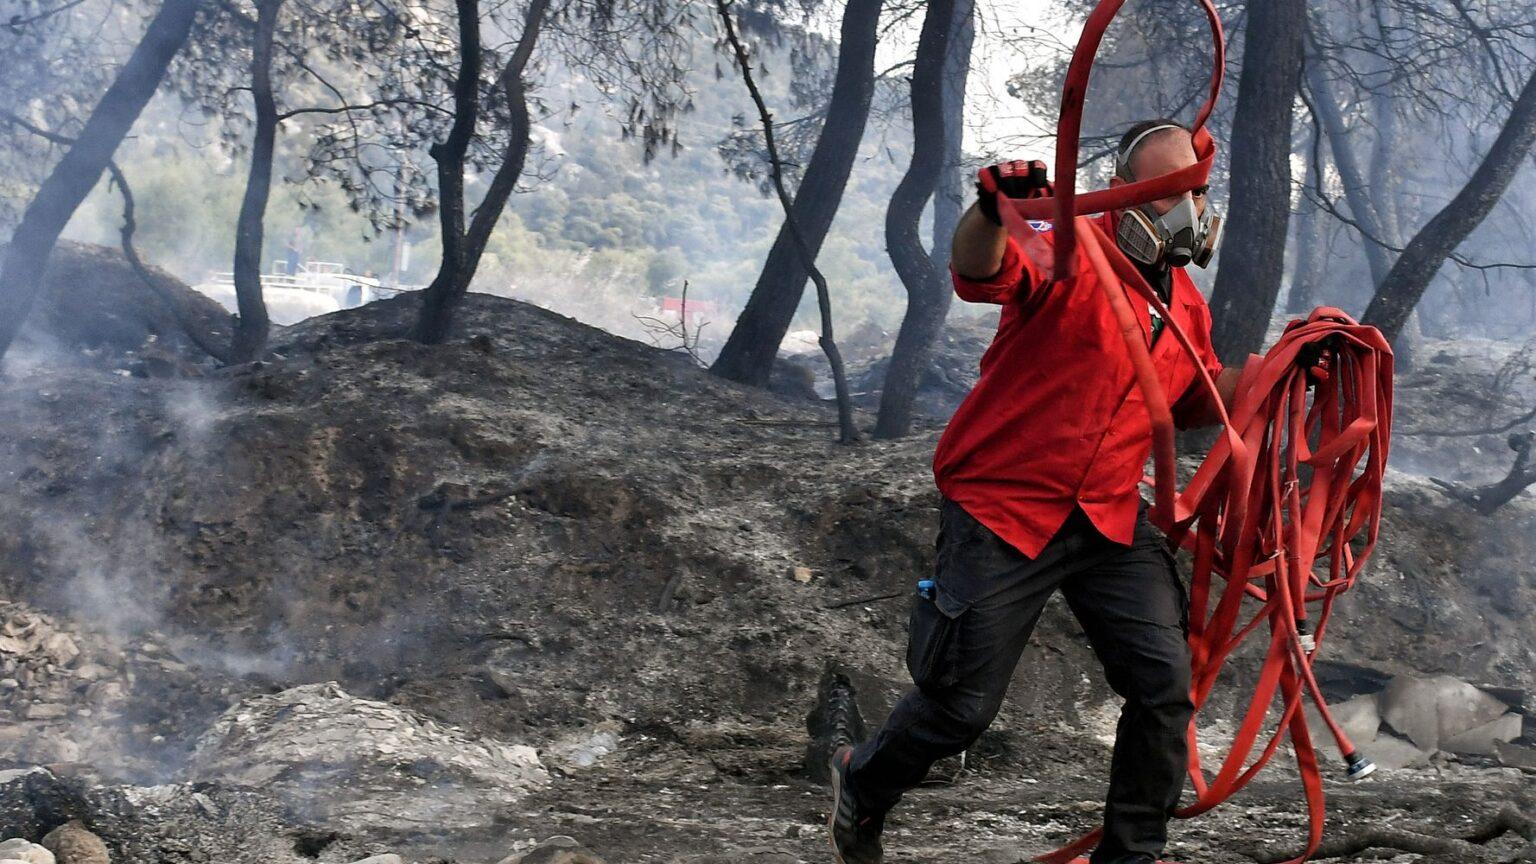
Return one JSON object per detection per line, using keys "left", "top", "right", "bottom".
{"left": 847, "top": 499, "right": 1194, "bottom": 864}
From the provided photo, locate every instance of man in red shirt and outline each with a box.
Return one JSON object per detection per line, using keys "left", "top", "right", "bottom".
{"left": 830, "top": 120, "right": 1241, "bottom": 864}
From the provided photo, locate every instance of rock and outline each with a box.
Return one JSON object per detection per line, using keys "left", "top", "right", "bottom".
{"left": 27, "top": 732, "right": 81, "bottom": 764}
{"left": 1379, "top": 674, "right": 1509, "bottom": 751}
{"left": 791, "top": 566, "right": 813, "bottom": 583}
{"left": 547, "top": 725, "right": 621, "bottom": 769}
{"left": 1304, "top": 693, "right": 1381, "bottom": 758}
{"left": 38, "top": 635, "right": 77, "bottom": 669}
{"left": 1494, "top": 740, "right": 1536, "bottom": 772}
{"left": 0, "top": 839, "right": 55, "bottom": 864}
{"left": 1365, "top": 733, "right": 1432, "bottom": 771}
{"left": 0, "top": 766, "right": 90, "bottom": 836}
{"left": 23, "top": 705, "right": 68, "bottom": 721}
{"left": 1476, "top": 685, "right": 1530, "bottom": 713}
{"left": 348, "top": 856, "right": 403, "bottom": 864}
{"left": 1440, "top": 712, "right": 1523, "bottom": 756}
{"left": 188, "top": 682, "right": 548, "bottom": 834}
{"left": 496, "top": 836, "right": 604, "bottom": 864}
{"left": 39, "top": 821, "right": 107, "bottom": 864}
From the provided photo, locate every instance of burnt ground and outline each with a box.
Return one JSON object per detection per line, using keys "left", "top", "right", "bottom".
{"left": 0, "top": 248, "right": 1533, "bottom": 863}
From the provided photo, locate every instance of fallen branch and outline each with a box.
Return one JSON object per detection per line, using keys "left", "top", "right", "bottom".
{"left": 1250, "top": 806, "right": 1536, "bottom": 863}
{"left": 657, "top": 570, "right": 685, "bottom": 613}
{"left": 824, "top": 591, "right": 903, "bottom": 610}
{"left": 1, "top": 109, "right": 234, "bottom": 363}
{"left": 105, "top": 163, "right": 236, "bottom": 364}
{"left": 736, "top": 419, "right": 841, "bottom": 428}
{"left": 417, "top": 484, "right": 516, "bottom": 551}
{"left": 416, "top": 486, "right": 516, "bottom": 513}
{"left": 1429, "top": 430, "right": 1536, "bottom": 515}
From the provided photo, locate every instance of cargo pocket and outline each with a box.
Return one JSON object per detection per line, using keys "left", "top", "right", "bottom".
{"left": 1155, "top": 542, "right": 1190, "bottom": 637}
{"left": 905, "top": 586, "right": 971, "bottom": 692}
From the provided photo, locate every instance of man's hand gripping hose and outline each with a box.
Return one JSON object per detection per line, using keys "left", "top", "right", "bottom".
{"left": 988, "top": 3, "right": 1396, "bottom": 863}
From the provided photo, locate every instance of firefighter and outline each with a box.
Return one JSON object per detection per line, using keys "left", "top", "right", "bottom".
{"left": 828, "top": 120, "right": 1241, "bottom": 864}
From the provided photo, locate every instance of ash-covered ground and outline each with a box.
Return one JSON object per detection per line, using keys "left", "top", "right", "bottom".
{"left": 0, "top": 246, "right": 1532, "bottom": 863}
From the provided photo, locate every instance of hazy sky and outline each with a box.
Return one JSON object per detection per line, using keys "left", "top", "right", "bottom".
{"left": 875, "top": 0, "right": 1070, "bottom": 162}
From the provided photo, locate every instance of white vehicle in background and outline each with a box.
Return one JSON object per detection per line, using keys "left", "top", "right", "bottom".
{"left": 193, "top": 260, "right": 421, "bottom": 325}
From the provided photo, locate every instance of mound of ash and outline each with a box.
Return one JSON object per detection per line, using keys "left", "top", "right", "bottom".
{"left": 1, "top": 282, "right": 1534, "bottom": 860}
{"left": 9, "top": 242, "right": 230, "bottom": 372}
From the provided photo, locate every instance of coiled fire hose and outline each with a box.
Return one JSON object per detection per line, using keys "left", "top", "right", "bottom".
{"left": 988, "top": 2, "right": 1396, "bottom": 862}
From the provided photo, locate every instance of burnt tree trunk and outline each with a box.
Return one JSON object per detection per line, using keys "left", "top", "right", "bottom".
{"left": 229, "top": 0, "right": 280, "bottom": 363}
{"left": 414, "top": 0, "right": 483, "bottom": 344}
{"left": 1206, "top": 0, "right": 1306, "bottom": 364}
{"left": 0, "top": 0, "right": 199, "bottom": 361}
{"left": 414, "top": 0, "right": 547, "bottom": 344}
{"left": 872, "top": 0, "right": 959, "bottom": 440}
{"left": 1364, "top": 65, "right": 1536, "bottom": 344}
{"left": 461, "top": 0, "right": 547, "bottom": 276}
{"left": 929, "top": 0, "right": 974, "bottom": 272}
{"left": 708, "top": 0, "right": 882, "bottom": 387}
{"left": 715, "top": 0, "right": 860, "bottom": 443}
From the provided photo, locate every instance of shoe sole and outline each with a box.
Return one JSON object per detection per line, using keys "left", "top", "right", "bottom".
{"left": 828, "top": 746, "right": 852, "bottom": 864}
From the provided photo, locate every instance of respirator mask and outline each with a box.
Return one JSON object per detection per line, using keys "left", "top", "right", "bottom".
{"left": 1113, "top": 125, "right": 1224, "bottom": 269}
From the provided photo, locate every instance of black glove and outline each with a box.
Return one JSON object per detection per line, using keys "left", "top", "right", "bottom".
{"left": 976, "top": 159, "right": 1052, "bottom": 225}
{"left": 1296, "top": 338, "right": 1337, "bottom": 387}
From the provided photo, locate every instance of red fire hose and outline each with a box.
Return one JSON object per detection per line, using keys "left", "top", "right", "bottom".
{"left": 990, "top": 2, "right": 1396, "bottom": 862}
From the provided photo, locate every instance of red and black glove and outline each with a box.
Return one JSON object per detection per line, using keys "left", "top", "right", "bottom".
{"left": 976, "top": 159, "right": 1052, "bottom": 225}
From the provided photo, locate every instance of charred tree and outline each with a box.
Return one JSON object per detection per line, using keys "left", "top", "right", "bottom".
{"left": 414, "top": 0, "right": 549, "bottom": 344}
{"left": 1302, "top": 39, "right": 1427, "bottom": 366}
{"left": 708, "top": 0, "right": 881, "bottom": 387}
{"left": 872, "top": 0, "right": 960, "bottom": 439}
{"left": 1305, "top": 55, "right": 1393, "bottom": 285}
{"left": 1363, "top": 64, "right": 1536, "bottom": 345}
{"left": 414, "top": 0, "right": 483, "bottom": 344}
{"left": 0, "top": 0, "right": 200, "bottom": 362}
{"left": 1206, "top": 0, "right": 1306, "bottom": 364}
{"left": 929, "top": 0, "right": 974, "bottom": 271}
{"left": 715, "top": 0, "right": 859, "bottom": 443}
{"left": 1430, "top": 431, "right": 1536, "bottom": 516}
{"left": 230, "top": 0, "right": 281, "bottom": 363}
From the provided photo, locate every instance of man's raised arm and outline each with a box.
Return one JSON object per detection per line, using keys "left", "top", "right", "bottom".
{"left": 951, "top": 202, "right": 1010, "bottom": 280}
{"left": 948, "top": 159, "right": 1053, "bottom": 303}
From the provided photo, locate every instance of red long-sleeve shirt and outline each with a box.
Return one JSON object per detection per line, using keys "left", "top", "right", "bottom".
{"left": 933, "top": 214, "right": 1224, "bottom": 558}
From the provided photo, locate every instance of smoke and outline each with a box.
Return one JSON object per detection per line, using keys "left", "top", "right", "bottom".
{"left": 476, "top": 249, "right": 730, "bottom": 362}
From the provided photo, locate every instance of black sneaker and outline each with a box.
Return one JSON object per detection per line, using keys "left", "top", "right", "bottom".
{"left": 828, "top": 745, "right": 884, "bottom": 864}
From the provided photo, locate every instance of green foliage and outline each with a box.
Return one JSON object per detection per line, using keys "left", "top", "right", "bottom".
{"left": 62, "top": 27, "right": 918, "bottom": 334}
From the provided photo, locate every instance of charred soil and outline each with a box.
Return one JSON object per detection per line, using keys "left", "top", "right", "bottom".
{"left": 0, "top": 257, "right": 1533, "bottom": 862}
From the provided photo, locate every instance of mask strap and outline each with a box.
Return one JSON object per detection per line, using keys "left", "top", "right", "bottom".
{"left": 1115, "top": 123, "right": 1186, "bottom": 178}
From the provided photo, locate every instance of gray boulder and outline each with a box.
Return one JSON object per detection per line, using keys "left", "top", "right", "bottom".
{"left": 1379, "top": 674, "right": 1509, "bottom": 751}
{"left": 188, "top": 682, "right": 547, "bottom": 834}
